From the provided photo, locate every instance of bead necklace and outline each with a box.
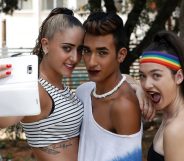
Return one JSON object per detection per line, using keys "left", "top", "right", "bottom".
{"left": 92, "top": 75, "right": 126, "bottom": 99}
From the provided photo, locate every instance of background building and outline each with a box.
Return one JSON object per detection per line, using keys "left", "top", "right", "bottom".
{"left": 0, "top": 0, "right": 88, "bottom": 49}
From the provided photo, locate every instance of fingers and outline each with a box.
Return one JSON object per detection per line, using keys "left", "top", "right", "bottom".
{"left": 0, "top": 64, "right": 12, "bottom": 79}
{"left": 0, "top": 71, "right": 11, "bottom": 78}
{"left": 148, "top": 109, "right": 156, "bottom": 121}
{"left": 136, "top": 93, "right": 144, "bottom": 111}
{"left": 142, "top": 100, "right": 155, "bottom": 121}
{"left": 137, "top": 91, "right": 156, "bottom": 121}
{"left": 132, "top": 84, "right": 156, "bottom": 121}
{"left": 0, "top": 64, "right": 12, "bottom": 70}
{"left": 131, "top": 84, "right": 145, "bottom": 111}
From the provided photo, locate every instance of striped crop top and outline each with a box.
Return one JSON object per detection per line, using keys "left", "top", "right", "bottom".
{"left": 21, "top": 78, "right": 84, "bottom": 147}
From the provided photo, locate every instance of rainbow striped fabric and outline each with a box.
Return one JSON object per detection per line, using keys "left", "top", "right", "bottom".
{"left": 140, "top": 51, "right": 181, "bottom": 71}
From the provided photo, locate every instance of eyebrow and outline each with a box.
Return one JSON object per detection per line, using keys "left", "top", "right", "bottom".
{"left": 96, "top": 47, "right": 108, "bottom": 51}
{"left": 139, "top": 69, "right": 163, "bottom": 74}
{"left": 61, "top": 43, "right": 75, "bottom": 46}
{"left": 82, "top": 45, "right": 108, "bottom": 51}
{"left": 150, "top": 69, "right": 163, "bottom": 73}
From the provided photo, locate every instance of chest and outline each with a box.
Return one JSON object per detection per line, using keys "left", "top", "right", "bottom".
{"left": 91, "top": 98, "right": 115, "bottom": 132}
{"left": 153, "top": 125, "right": 164, "bottom": 155}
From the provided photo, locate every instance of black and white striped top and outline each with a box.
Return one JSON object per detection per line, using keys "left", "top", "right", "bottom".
{"left": 21, "top": 78, "right": 84, "bottom": 147}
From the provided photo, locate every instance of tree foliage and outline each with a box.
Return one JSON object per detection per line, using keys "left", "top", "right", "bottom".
{"left": 125, "top": 0, "right": 181, "bottom": 73}
{"left": 0, "top": 0, "right": 182, "bottom": 73}
{"left": 88, "top": 0, "right": 181, "bottom": 73}
{"left": 88, "top": 0, "right": 102, "bottom": 12}
{"left": 179, "top": 0, "right": 184, "bottom": 40}
{"left": 0, "top": 0, "right": 27, "bottom": 15}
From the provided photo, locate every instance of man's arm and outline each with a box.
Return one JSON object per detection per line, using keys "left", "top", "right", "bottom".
{"left": 111, "top": 95, "right": 141, "bottom": 135}
{"left": 123, "top": 74, "right": 155, "bottom": 121}
{"left": 0, "top": 116, "right": 23, "bottom": 128}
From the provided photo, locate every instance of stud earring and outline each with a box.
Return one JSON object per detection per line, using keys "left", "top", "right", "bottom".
{"left": 43, "top": 49, "right": 48, "bottom": 56}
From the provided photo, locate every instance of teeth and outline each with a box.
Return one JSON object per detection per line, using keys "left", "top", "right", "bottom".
{"left": 89, "top": 70, "right": 99, "bottom": 72}
{"left": 147, "top": 91, "right": 155, "bottom": 95}
{"left": 66, "top": 64, "right": 74, "bottom": 68}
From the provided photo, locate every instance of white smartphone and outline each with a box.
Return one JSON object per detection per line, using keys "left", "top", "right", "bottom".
{"left": 0, "top": 55, "right": 41, "bottom": 116}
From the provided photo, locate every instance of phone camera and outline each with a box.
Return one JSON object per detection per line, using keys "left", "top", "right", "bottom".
{"left": 27, "top": 65, "right": 32, "bottom": 74}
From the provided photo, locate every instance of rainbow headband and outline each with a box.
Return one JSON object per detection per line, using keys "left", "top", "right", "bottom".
{"left": 140, "top": 51, "right": 181, "bottom": 71}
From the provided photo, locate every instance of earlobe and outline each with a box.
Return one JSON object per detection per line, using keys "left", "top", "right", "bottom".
{"left": 175, "top": 69, "right": 184, "bottom": 85}
{"left": 118, "top": 48, "right": 127, "bottom": 63}
{"left": 41, "top": 38, "right": 49, "bottom": 55}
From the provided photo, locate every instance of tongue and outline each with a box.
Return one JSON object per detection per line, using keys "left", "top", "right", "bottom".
{"left": 152, "top": 93, "right": 161, "bottom": 103}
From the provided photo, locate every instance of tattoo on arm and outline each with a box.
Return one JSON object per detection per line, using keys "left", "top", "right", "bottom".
{"left": 39, "top": 142, "right": 73, "bottom": 155}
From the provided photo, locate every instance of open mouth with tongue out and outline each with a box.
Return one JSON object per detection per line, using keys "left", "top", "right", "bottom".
{"left": 149, "top": 92, "right": 161, "bottom": 104}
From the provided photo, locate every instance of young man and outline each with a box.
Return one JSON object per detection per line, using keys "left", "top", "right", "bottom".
{"left": 76, "top": 12, "right": 142, "bottom": 161}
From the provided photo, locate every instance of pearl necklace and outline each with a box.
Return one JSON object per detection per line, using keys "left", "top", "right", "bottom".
{"left": 92, "top": 75, "right": 126, "bottom": 99}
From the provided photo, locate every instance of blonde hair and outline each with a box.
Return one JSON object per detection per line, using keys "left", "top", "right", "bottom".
{"left": 32, "top": 8, "right": 83, "bottom": 63}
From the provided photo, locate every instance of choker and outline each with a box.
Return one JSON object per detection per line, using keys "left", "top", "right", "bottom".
{"left": 92, "top": 75, "right": 126, "bottom": 99}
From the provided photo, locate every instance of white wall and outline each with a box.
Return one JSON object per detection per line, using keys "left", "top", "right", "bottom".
{"left": 76, "top": 0, "right": 88, "bottom": 9}
{"left": 67, "top": 0, "right": 88, "bottom": 10}
{"left": 0, "top": 0, "right": 41, "bottom": 49}
{"left": 5, "top": 13, "right": 38, "bottom": 48}
{"left": 0, "top": 0, "right": 89, "bottom": 49}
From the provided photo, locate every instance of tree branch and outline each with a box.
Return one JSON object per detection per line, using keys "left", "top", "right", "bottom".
{"left": 179, "top": 0, "right": 184, "bottom": 40}
{"left": 121, "top": 0, "right": 180, "bottom": 73}
{"left": 132, "top": 0, "right": 180, "bottom": 57}
{"left": 103, "top": 0, "right": 116, "bottom": 12}
{"left": 124, "top": 0, "right": 146, "bottom": 44}
{"left": 88, "top": 0, "right": 102, "bottom": 12}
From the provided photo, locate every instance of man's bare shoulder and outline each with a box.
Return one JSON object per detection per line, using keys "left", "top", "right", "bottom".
{"left": 110, "top": 82, "right": 141, "bottom": 135}
{"left": 112, "top": 81, "right": 140, "bottom": 109}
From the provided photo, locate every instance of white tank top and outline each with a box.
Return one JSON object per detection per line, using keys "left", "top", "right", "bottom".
{"left": 76, "top": 82, "right": 143, "bottom": 161}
